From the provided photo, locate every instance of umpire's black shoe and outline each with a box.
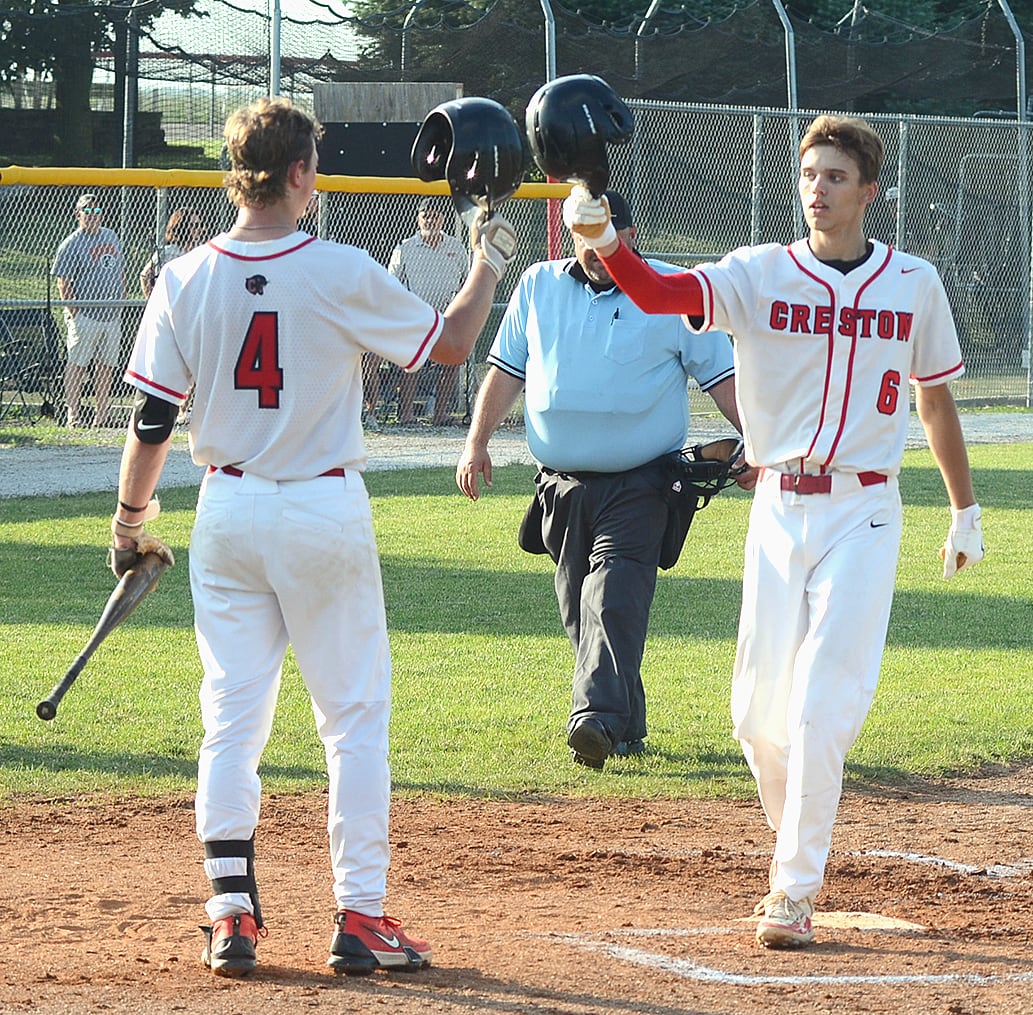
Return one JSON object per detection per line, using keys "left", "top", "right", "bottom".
{"left": 612, "top": 739, "right": 646, "bottom": 757}
{"left": 568, "top": 718, "right": 611, "bottom": 767}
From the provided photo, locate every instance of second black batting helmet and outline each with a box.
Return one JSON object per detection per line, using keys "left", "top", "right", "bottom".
{"left": 525, "top": 74, "right": 634, "bottom": 195}
{"left": 411, "top": 97, "right": 526, "bottom": 212}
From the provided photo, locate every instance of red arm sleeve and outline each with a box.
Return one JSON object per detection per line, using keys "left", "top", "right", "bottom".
{"left": 601, "top": 242, "right": 704, "bottom": 317}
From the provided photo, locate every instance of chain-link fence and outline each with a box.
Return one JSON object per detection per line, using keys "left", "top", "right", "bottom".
{"left": 86, "top": 0, "right": 1027, "bottom": 150}
{"left": 2, "top": 1, "right": 1028, "bottom": 169}
{"left": 1, "top": 103, "right": 1031, "bottom": 430}
{"left": 0, "top": 176, "right": 564, "bottom": 428}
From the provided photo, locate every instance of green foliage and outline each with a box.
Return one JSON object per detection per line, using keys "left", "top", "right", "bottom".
{"left": 0, "top": 443, "right": 1031, "bottom": 805}
{"left": 0, "top": 0, "right": 205, "bottom": 163}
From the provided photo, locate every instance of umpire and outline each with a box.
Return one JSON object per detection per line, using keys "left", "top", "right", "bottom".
{"left": 457, "top": 191, "right": 752, "bottom": 768}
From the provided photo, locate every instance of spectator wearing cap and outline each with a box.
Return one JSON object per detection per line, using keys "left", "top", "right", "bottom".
{"left": 361, "top": 196, "right": 469, "bottom": 427}
{"left": 456, "top": 190, "right": 753, "bottom": 769}
{"left": 52, "top": 193, "right": 127, "bottom": 427}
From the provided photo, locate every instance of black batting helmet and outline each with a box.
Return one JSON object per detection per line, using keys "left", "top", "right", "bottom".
{"left": 525, "top": 74, "right": 634, "bottom": 195}
{"left": 411, "top": 97, "right": 526, "bottom": 211}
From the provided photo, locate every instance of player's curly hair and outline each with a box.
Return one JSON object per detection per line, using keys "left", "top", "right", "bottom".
{"left": 800, "top": 115, "right": 884, "bottom": 185}
{"left": 223, "top": 97, "right": 324, "bottom": 209}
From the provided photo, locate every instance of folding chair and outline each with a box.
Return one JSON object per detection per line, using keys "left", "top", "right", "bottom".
{"left": 0, "top": 309, "right": 63, "bottom": 423}
{"left": 0, "top": 315, "right": 34, "bottom": 423}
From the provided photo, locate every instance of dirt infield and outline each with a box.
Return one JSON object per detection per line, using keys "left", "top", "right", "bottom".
{"left": 2, "top": 767, "right": 1031, "bottom": 1015}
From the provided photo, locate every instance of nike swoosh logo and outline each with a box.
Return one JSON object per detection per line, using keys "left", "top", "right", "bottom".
{"left": 370, "top": 929, "right": 401, "bottom": 948}
{"left": 870, "top": 520, "right": 889, "bottom": 528}
{"left": 136, "top": 421, "right": 165, "bottom": 430}
{"left": 901, "top": 267, "right": 921, "bottom": 274}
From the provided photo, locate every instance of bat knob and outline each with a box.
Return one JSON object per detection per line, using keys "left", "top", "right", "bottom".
{"left": 36, "top": 700, "right": 56, "bottom": 721}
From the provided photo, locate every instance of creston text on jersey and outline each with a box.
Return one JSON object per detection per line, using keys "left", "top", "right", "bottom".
{"left": 769, "top": 301, "right": 913, "bottom": 342}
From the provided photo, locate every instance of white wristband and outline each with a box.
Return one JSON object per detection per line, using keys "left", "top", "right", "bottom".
{"left": 950, "top": 503, "right": 981, "bottom": 530}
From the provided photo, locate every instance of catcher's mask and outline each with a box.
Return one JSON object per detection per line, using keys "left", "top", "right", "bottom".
{"left": 411, "top": 97, "right": 526, "bottom": 217}
{"left": 524, "top": 74, "right": 634, "bottom": 195}
{"left": 669, "top": 437, "right": 747, "bottom": 506}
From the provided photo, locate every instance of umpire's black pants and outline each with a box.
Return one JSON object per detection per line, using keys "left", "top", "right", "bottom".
{"left": 536, "top": 461, "right": 669, "bottom": 747}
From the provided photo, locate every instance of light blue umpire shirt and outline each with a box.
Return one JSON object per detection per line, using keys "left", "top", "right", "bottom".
{"left": 487, "top": 257, "right": 735, "bottom": 473}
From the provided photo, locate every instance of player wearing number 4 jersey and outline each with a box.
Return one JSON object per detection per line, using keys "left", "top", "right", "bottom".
{"left": 112, "top": 97, "right": 518, "bottom": 976}
{"left": 564, "top": 114, "right": 985, "bottom": 950}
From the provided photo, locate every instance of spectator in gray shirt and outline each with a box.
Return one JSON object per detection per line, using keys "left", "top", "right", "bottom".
{"left": 52, "top": 192, "right": 126, "bottom": 428}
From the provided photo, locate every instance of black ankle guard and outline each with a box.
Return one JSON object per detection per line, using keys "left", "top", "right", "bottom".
{"left": 204, "top": 836, "right": 263, "bottom": 928}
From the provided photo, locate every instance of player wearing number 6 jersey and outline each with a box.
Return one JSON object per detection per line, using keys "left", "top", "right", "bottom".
{"left": 113, "top": 97, "right": 517, "bottom": 976}
{"left": 563, "top": 114, "right": 984, "bottom": 949}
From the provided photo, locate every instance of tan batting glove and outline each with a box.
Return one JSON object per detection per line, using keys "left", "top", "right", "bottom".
{"left": 109, "top": 498, "right": 175, "bottom": 578}
{"left": 562, "top": 184, "right": 617, "bottom": 250}
{"left": 940, "top": 503, "right": 984, "bottom": 579}
{"left": 470, "top": 211, "right": 517, "bottom": 280}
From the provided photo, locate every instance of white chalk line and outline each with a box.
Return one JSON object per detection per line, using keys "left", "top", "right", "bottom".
{"left": 540, "top": 848, "right": 1033, "bottom": 987}
{"left": 548, "top": 933, "right": 1033, "bottom": 986}
{"left": 846, "top": 849, "right": 1033, "bottom": 880}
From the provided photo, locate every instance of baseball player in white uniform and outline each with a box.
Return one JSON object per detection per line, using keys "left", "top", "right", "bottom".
{"left": 109, "top": 97, "right": 517, "bottom": 977}
{"left": 564, "top": 114, "right": 985, "bottom": 949}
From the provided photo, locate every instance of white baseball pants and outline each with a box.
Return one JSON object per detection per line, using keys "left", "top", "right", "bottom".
{"left": 190, "top": 468, "right": 392, "bottom": 918}
{"left": 732, "top": 468, "right": 902, "bottom": 902}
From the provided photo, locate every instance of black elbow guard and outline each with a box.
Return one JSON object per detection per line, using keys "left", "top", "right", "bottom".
{"left": 132, "top": 391, "right": 178, "bottom": 444}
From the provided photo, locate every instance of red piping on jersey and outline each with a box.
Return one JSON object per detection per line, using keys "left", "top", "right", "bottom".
{"left": 786, "top": 243, "right": 895, "bottom": 471}
{"left": 208, "top": 235, "right": 318, "bottom": 261}
{"left": 824, "top": 246, "right": 894, "bottom": 464}
{"left": 124, "top": 370, "right": 186, "bottom": 402}
{"left": 914, "top": 360, "right": 964, "bottom": 383}
{"left": 787, "top": 246, "right": 837, "bottom": 469}
{"left": 693, "top": 269, "right": 716, "bottom": 323}
{"left": 404, "top": 309, "right": 442, "bottom": 371}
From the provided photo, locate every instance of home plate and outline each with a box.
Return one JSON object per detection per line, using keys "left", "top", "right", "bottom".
{"left": 817, "top": 911, "right": 926, "bottom": 931}
{"left": 737, "top": 911, "right": 926, "bottom": 931}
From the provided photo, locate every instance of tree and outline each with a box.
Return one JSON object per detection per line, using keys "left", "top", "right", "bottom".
{"left": 0, "top": 0, "right": 202, "bottom": 164}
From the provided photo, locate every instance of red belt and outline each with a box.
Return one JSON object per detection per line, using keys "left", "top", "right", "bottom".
{"left": 209, "top": 465, "right": 346, "bottom": 478}
{"left": 778, "top": 471, "right": 887, "bottom": 495}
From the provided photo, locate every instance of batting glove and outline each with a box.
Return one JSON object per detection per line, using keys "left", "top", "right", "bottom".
{"left": 940, "top": 503, "right": 984, "bottom": 579}
{"left": 562, "top": 184, "right": 617, "bottom": 250}
{"left": 109, "top": 498, "right": 175, "bottom": 578}
{"left": 470, "top": 211, "right": 517, "bottom": 280}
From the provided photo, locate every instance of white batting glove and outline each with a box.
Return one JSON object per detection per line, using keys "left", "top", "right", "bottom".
{"left": 470, "top": 212, "right": 517, "bottom": 280}
{"left": 940, "top": 503, "right": 985, "bottom": 579}
{"left": 562, "top": 184, "right": 617, "bottom": 250}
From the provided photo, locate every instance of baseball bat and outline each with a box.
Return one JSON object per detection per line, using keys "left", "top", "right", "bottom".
{"left": 36, "top": 551, "right": 171, "bottom": 721}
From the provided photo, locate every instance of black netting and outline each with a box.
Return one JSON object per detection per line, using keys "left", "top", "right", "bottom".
{"left": 74, "top": 0, "right": 1027, "bottom": 127}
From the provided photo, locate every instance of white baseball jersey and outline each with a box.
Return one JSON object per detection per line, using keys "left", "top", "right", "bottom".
{"left": 125, "top": 231, "right": 442, "bottom": 478}
{"left": 687, "top": 239, "right": 963, "bottom": 475}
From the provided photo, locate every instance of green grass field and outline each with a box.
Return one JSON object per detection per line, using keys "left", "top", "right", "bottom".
{"left": 0, "top": 443, "right": 1030, "bottom": 804}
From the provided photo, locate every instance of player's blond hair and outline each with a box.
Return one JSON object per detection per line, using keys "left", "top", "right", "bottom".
{"left": 800, "top": 115, "right": 884, "bottom": 185}
{"left": 223, "top": 97, "right": 324, "bottom": 209}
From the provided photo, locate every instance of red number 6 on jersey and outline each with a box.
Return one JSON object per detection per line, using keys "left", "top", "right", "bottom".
{"left": 235, "top": 311, "right": 284, "bottom": 409}
{"left": 876, "top": 369, "right": 900, "bottom": 416}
